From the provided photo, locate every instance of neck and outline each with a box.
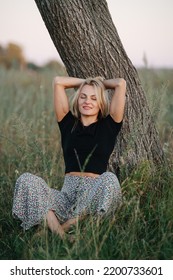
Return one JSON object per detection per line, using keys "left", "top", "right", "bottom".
{"left": 80, "top": 115, "right": 98, "bottom": 126}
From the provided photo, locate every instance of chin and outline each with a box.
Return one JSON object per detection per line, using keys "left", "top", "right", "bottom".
{"left": 81, "top": 113, "right": 91, "bottom": 117}
{"left": 83, "top": 110, "right": 96, "bottom": 114}
{"left": 79, "top": 108, "right": 99, "bottom": 117}
{"left": 80, "top": 110, "right": 91, "bottom": 115}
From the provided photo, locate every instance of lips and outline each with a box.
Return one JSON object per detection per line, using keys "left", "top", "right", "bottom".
{"left": 83, "top": 106, "right": 92, "bottom": 110}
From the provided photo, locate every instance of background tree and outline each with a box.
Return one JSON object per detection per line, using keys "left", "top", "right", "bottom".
{"left": 34, "top": 0, "right": 164, "bottom": 179}
{"left": 0, "top": 42, "right": 26, "bottom": 69}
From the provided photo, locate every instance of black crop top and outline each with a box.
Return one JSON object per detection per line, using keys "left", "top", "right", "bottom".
{"left": 58, "top": 111, "right": 122, "bottom": 174}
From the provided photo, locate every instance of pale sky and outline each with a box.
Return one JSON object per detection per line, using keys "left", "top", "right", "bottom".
{"left": 0, "top": 0, "right": 173, "bottom": 68}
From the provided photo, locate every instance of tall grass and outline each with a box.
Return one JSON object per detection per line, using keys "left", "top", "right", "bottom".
{"left": 0, "top": 66, "right": 173, "bottom": 260}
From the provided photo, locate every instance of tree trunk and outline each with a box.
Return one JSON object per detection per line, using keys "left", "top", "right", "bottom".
{"left": 34, "top": 0, "right": 165, "bottom": 179}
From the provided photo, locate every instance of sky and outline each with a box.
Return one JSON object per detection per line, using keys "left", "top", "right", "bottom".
{"left": 0, "top": 0, "right": 173, "bottom": 68}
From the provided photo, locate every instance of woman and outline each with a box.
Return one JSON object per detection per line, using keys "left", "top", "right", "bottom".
{"left": 12, "top": 76, "right": 126, "bottom": 239}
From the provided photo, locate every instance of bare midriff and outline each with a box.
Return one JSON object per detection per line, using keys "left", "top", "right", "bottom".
{"left": 65, "top": 172, "right": 100, "bottom": 178}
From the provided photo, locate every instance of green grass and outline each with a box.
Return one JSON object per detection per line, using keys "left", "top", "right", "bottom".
{"left": 0, "top": 66, "right": 173, "bottom": 260}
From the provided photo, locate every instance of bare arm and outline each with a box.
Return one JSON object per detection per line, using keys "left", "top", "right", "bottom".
{"left": 103, "top": 78, "right": 126, "bottom": 123}
{"left": 53, "top": 76, "right": 85, "bottom": 121}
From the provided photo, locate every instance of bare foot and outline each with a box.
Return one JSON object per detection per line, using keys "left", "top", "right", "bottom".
{"left": 46, "top": 210, "right": 65, "bottom": 239}
{"left": 62, "top": 214, "right": 87, "bottom": 232}
{"left": 62, "top": 218, "right": 78, "bottom": 232}
{"left": 68, "top": 234, "right": 75, "bottom": 243}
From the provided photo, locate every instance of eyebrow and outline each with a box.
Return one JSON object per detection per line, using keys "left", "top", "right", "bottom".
{"left": 80, "top": 93, "right": 96, "bottom": 97}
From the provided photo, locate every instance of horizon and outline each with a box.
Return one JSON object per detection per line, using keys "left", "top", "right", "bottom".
{"left": 0, "top": 0, "right": 173, "bottom": 68}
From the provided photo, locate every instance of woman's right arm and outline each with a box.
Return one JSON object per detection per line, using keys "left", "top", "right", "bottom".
{"left": 53, "top": 76, "right": 85, "bottom": 121}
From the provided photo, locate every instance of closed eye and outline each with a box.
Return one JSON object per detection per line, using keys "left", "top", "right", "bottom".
{"left": 80, "top": 94, "right": 86, "bottom": 99}
{"left": 91, "top": 96, "right": 97, "bottom": 100}
{"left": 79, "top": 93, "right": 97, "bottom": 101}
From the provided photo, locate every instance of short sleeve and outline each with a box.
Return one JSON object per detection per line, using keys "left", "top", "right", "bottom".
{"left": 58, "top": 111, "right": 75, "bottom": 135}
{"left": 105, "top": 114, "right": 123, "bottom": 135}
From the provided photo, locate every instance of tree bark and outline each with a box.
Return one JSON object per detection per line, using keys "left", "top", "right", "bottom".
{"left": 34, "top": 0, "right": 165, "bottom": 179}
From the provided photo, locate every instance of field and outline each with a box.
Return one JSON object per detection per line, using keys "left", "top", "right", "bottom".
{"left": 0, "top": 66, "right": 173, "bottom": 260}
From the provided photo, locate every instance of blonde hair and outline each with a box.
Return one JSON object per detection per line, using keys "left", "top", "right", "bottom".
{"left": 71, "top": 77, "right": 109, "bottom": 119}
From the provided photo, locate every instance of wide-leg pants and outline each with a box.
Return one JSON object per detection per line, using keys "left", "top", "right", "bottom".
{"left": 12, "top": 172, "right": 122, "bottom": 230}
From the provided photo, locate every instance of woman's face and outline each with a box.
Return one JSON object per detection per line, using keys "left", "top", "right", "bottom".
{"left": 78, "top": 85, "right": 100, "bottom": 118}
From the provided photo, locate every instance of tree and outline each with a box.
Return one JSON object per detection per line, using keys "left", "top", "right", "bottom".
{"left": 0, "top": 42, "right": 26, "bottom": 69}
{"left": 34, "top": 0, "right": 164, "bottom": 179}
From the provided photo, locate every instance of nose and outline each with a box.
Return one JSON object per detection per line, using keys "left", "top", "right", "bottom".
{"left": 84, "top": 99, "right": 90, "bottom": 104}
{"left": 84, "top": 96, "right": 92, "bottom": 103}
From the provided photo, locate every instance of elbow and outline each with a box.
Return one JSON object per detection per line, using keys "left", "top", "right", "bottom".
{"left": 117, "top": 78, "right": 126, "bottom": 92}
{"left": 53, "top": 76, "right": 61, "bottom": 86}
{"left": 113, "top": 78, "right": 126, "bottom": 89}
{"left": 119, "top": 78, "right": 126, "bottom": 87}
{"left": 53, "top": 76, "right": 66, "bottom": 89}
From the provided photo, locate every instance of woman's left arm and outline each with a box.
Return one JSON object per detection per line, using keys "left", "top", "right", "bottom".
{"left": 103, "top": 78, "right": 126, "bottom": 123}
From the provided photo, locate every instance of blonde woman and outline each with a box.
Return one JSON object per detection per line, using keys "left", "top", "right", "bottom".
{"left": 12, "top": 76, "right": 126, "bottom": 239}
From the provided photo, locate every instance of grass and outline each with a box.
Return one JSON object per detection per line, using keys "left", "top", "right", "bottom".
{"left": 0, "top": 66, "right": 173, "bottom": 260}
